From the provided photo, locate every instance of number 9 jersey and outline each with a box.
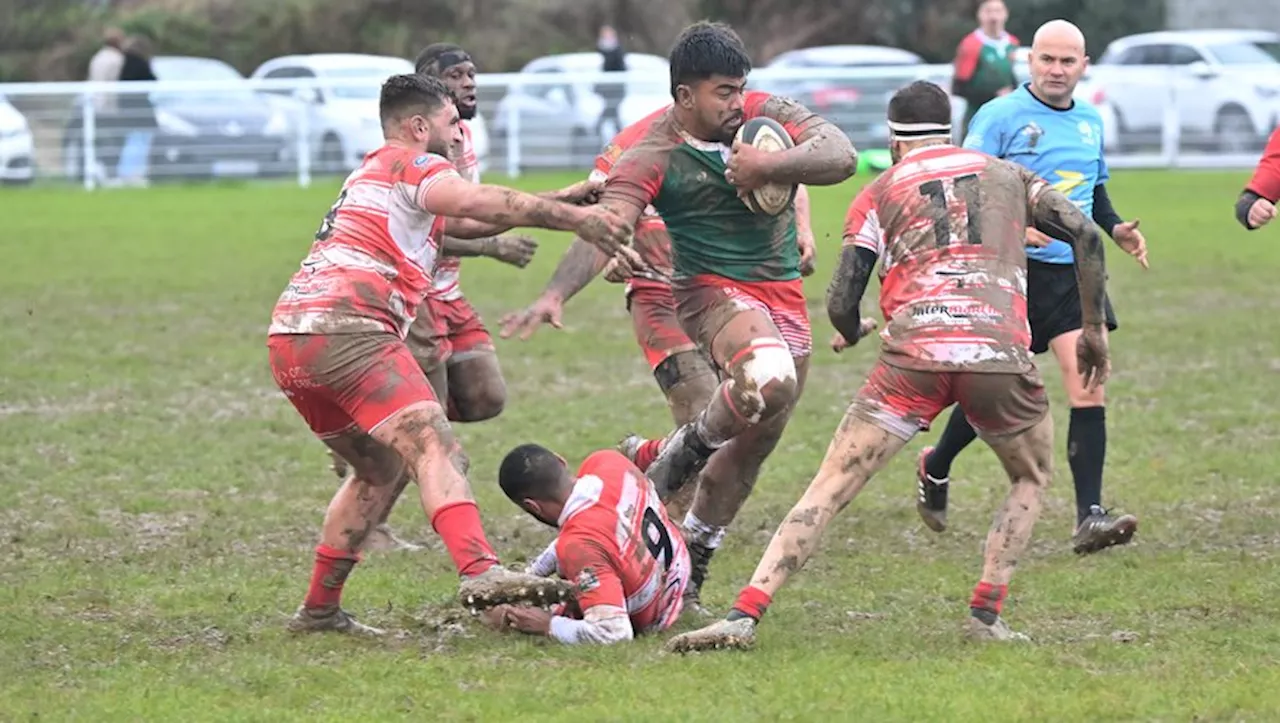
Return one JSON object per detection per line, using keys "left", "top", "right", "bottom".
{"left": 554, "top": 450, "right": 690, "bottom": 638}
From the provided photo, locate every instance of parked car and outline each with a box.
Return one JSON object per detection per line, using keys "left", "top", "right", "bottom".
{"left": 63, "top": 55, "right": 294, "bottom": 181}
{"left": 249, "top": 53, "right": 488, "bottom": 174}
{"left": 1093, "top": 30, "right": 1280, "bottom": 152}
{"left": 488, "top": 52, "right": 669, "bottom": 170}
{"left": 757, "top": 45, "right": 932, "bottom": 148}
{"left": 0, "top": 94, "right": 34, "bottom": 184}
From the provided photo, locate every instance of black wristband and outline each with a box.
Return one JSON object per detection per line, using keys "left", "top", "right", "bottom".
{"left": 1236, "top": 190, "right": 1263, "bottom": 230}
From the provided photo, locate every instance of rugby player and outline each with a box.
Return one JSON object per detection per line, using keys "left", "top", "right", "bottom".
{"left": 497, "top": 105, "right": 819, "bottom": 524}
{"left": 915, "top": 20, "right": 1145, "bottom": 555}
{"left": 667, "top": 80, "right": 1112, "bottom": 652}
{"left": 1236, "top": 126, "right": 1280, "bottom": 230}
{"left": 482, "top": 445, "right": 690, "bottom": 644}
{"left": 588, "top": 22, "right": 857, "bottom": 610}
{"left": 268, "top": 74, "right": 632, "bottom": 635}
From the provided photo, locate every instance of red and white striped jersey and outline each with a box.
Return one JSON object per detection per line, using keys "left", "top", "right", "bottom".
{"left": 555, "top": 450, "right": 689, "bottom": 635}
{"left": 268, "top": 145, "right": 457, "bottom": 338}
{"left": 429, "top": 121, "right": 479, "bottom": 302}
{"left": 843, "top": 144, "right": 1048, "bottom": 373}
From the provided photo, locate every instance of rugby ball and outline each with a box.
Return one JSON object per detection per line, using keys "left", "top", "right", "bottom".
{"left": 734, "top": 117, "right": 798, "bottom": 216}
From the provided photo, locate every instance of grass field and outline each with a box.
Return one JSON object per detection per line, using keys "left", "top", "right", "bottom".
{"left": 3, "top": 168, "right": 1280, "bottom": 722}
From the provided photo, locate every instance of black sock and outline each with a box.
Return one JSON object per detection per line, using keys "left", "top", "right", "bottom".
{"left": 925, "top": 406, "right": 979, "bottom": 480}
{"left": 1068, "top": 406, "right": 1107, "bottom": 524}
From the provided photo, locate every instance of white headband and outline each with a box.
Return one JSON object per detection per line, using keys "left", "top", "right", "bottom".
{"left": 887, "top": 120, "right": 952, "bottom": 141}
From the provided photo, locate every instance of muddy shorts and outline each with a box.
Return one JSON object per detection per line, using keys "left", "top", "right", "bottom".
{"left": 267, "top": 332, "right": 438, "bottom": 438}
{"left": 405, "top": 295, "right": 494, "bottom": 372}
{"left": 848, "top": 360, "right": 1048, "bottom": 441}
{"left": 627, "top": 286, "right": 699, "bottom": 370}
{"left": 674, "top": 274, "right": 812, "bottom": 358}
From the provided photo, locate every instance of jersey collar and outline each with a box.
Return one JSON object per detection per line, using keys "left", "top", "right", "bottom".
{"left": 1018, "top": 82, "right": 1075, "bottom": 112}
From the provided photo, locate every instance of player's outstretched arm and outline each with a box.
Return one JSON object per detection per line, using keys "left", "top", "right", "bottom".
{"left": 423, "top": 176, "right": 632, "bottom": 255}
{"left": 757, "top": 96, "right": 857, "bottom": 186}
{"left": 497, "top": 238, "right": 611, "bottom": 340}
{"left": 441, "top": 234, "right": 538, "bottom": 268}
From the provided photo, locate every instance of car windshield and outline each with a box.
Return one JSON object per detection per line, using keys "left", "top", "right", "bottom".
{"left": 1207, "top": 41, "right": 1280, "bottom": 65}
{"left": 151, "top": 57, "right": 253, "bottom": 104}
{"left": 322, "top": 65, "right": 410, "bottom": 99}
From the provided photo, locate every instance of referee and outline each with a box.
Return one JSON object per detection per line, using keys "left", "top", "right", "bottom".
{"left": 915, "top": 20, "right": 1149, "bottom": 555}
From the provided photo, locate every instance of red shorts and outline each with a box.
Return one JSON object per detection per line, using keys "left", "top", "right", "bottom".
{"left": 404, "top": 296, "right": 493, "bottom": 372}
{"left": 627, "top": 287, "right": 698, "bottom": 370}
{"left": 267, "top": 332, "right": 438, "bottom": 438}
{"left": 848, "top": 360, "right": 1048, "bottom": 441}
{"left": 674, "top": 275, "right": 812, "bottom": 358}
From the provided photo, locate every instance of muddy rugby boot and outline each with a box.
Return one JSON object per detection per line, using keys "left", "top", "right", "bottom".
{"left": 288, "top": 605, "right": 385, "bottom": 637}
{"left": 1071, "top": 505, "right": 1138, "bottom": 555}
{"left": 459, "top": 565, "right": 575, "bottom": 612}
{"left": 666, "top": 617, "right": 757, "bottom": 653}
{"left": 965, "top": 610, "right": 1030, "bottom": 642}
{"left": 644, "top": 424, "right": 714, "bottom": 499}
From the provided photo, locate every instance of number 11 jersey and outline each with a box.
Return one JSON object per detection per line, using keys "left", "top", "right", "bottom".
{"left": 843, "top": 144, "right": 1050, "bottom": 374}
{"left": 556, "top": 450, "right": 690, "bottom": 635}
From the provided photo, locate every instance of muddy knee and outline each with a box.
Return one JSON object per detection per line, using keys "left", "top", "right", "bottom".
{"left": 655, "top": 351, "right": 718, "bottom": 425}
{"left": 325, "top": 433, "right": 406, "bottom": 487}
{"left": 447, "top": 358, "right": 507, "bottom": 422}
{"left": 727, "top": 343, "right": 798, "bottom": 423}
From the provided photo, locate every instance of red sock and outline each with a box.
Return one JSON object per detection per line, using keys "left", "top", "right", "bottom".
{"left": 970, "top": 581, "right": 1008, "bottom": 614}
{"left": 431, "top": 500, "right": 499, "bottom": 577}
{"left": 303, "top": 545, "right": 360, "bottom": 611}
{"left": 634, "top": 438, "right": 664, "bottom": 471}
{"left": 731, "top": 585, "right": 773, "bottom": 620}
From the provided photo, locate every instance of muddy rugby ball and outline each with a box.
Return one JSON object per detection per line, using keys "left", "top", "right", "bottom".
{"left": 734, "top": 116, "right": 798, "bottom": 216}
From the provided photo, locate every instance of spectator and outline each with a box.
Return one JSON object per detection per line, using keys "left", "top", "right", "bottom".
{"left": 952, "top": 0, "right": 1018, "bottom": 137}
{"left": 87, "top": 27, "right": 126, "bottom": 111}
{"left": 115, "top": 35, "right": 158, "bottom": 186}
{"left": 596, "top": 24, "right": 626, "bottom": 140}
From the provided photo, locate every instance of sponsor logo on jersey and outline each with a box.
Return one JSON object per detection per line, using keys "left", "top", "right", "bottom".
{"left": 413, "top": 154, "right": 432, "bottom": 167}
{"left": 576, "top": 567, "right": 601, "bottom": 593}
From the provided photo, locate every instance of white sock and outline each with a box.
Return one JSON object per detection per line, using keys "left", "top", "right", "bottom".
{"left": 682, "top": 511, "right": 726, "bottom": 549}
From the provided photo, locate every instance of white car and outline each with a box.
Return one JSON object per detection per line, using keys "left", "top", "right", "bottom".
{"left": 250, "top": 53, "right": 489, "bottom": 174}
{"left": 489, "top": 52, "right": 670, "bottom": 169}
{"left": 1094, "top": 30, "right": 1280, "bottom": 152}
{"left": 0, "top": 94, "right": 35, "bottom": 184}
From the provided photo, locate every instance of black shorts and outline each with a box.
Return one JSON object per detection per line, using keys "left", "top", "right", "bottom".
{"left": 1027, "top": 259, "right": 1118, "bottom": 354}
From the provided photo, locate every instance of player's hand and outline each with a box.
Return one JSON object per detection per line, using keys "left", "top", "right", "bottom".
{"left": 576, "top": 207, "right": 631, "bottom": 256}
{"left": 602, "top": 246, "right": 651, "bottom": 283}
{"left": 725, "top": 139, "right": 774, "bottom": 191}
{"left": 1077, "top": 324, "right": 1111, "bottom": 392}
{"left": 1248, "top": 197, "right": 1276, "bottom": 229}
{"left": 797, "top": 232, "right": 817, "bottom": 276}
{"left": 498, "top": 295, "right": 564, "bottom": 340}
{"left": 477, "top": 605, "right": 513, "bottom": 631}
{"left": 831, "top": 318, "right": 879, "bottom": 353}
{"left": 500, "top": 605, "right": 553, "bottom": 636}
{"left": 1025, "top": 226, "right": 1054, "bottom": 247}
{"left": 490, "top": 234, "right": 538, "bottom": 268}
{"left": 1112, "top": 219, "right": 1149, "bottom": 269}
{"left": 554, "top": 178, "right": 604, "bottom": 206}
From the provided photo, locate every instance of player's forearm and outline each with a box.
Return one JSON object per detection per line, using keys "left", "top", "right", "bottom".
{"left": 547, "top": 608, "right": 633, "bottom": 645}
{"left": 543, "top": 238, "right": 610, "bottom": 303}
{"left": 1091, "top": 184, "right": 1123, "bottom": 238}
{"left": 458, "top": 185, "right": 588, "bottom": 232}
{"left": 826, "top": 246, "right": 877, "bottom": 343}
{"left": 794, "top": 184, "right": 813, "bottom": 237}
{"left": 524, "top": 539, "right": 559, "bottom": 577}
{"left": 441, "top": 235, "right": 499, "bottom": 257}
{"left": 1033, "top": 193, "right": 1108, "bottom": 325}
{"left": 767, "top": 123, "right": 857, "bottom": 186}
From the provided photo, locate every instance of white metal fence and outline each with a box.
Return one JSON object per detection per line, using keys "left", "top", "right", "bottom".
{"left": 0, "top": 63, "right": 1273, "bottom": 189}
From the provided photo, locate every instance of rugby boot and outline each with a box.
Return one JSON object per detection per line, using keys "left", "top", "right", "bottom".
{"left": 915, "top": 446, "right": 949, "bottom": 533}
{"left": 644, "top": 423, "right": 714, "bottom": 499}
{"left": 287, "top": 605, "right": 385, "bottom": 637}
{"left": 964, "top": 609, "right": 1030, "bottom": 642}
{"left": 666, "top": 616, "right": 757, "bottom": 653}
{"left": 459, "top": 565, "right": 575, "bottom": 612}
{"left": 680, "top": 542, "right": 717, "bottom": 618}
{"left": 1071, "top": 505, "right": 1138, "bottom": 555}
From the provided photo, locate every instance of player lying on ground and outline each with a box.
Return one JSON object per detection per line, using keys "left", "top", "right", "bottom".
{"left": 667, "top": 80, "right": 1112, "bottom": 652}
{"left": 590, "top": 22, "right": 857, "bottom": 611}
{"left": 1236, "top": 125, "right": 1280, "bottom": 230}
{"left": 267, "top": 74, "right": 632, "bottom": 635}
{"left": 915, "top": 20, "right": 1144, "bottom": 555}
{"left": 328, "top": 42, "right": 603, "bottom": 553}
{"left": 498, "top": 102, "right": 819, "bottom": 527}
{"left": 480, "top": 445, "right": 690, "bottom": 644}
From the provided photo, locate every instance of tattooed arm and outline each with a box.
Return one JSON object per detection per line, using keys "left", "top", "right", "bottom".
{"left": 542, "top": 239, "right": 611, "bottom": 302}
{"left": 755, "top": 95, "right": 857, "bottom": 186}
{"left": 826, "top": 246, "right": 879, "bottom": 345}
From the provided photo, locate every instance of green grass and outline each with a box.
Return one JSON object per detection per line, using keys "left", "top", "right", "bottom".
{"left": 2, "top": 169, "right": 1279, "bottom": 722}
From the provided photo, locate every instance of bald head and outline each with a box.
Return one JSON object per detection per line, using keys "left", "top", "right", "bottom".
{"left": 1028, "top": 19, "right": 1089, "bottom": 108}
{"left": 1032, "top": 19, "right": 1086, "bottom": 54}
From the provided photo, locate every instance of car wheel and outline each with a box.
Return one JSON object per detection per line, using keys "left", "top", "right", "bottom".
{"left": 319, "top": 134, "right": 345, "bottom": 175}
{"left": 1215, "top": 107, "right": 1257, "bottom": 153}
